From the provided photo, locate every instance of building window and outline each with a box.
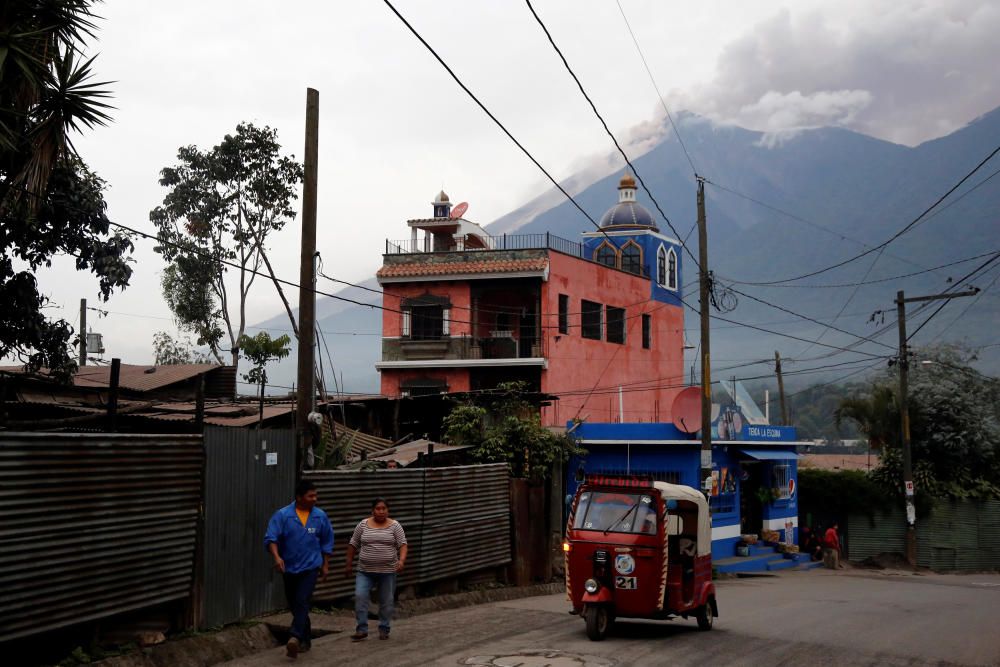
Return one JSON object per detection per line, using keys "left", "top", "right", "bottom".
{"left": 410, "top": 305, "right": 444, "bottom": 340}
{"left": 581, "top": 300, "right": 602, "bottom": 340}
{"left": 621, "top": 241, "right": 642, "bottom": 275}
{"left": 558, "top": 294, "right": 569, "bottom": 334}
{"left": 606, "top": 306, "right": 625, "bottom": 344}
{"left": 773, "top": 465, "right": 791, "bottom": 499}
{"left": 595, "top": 242, "right": 617, "bottom": 268}
{"left": 667, "top": 248, "right": 677, "bottom": 289}
{"left": 642, "top": 313, "right": 651, "bottom": 349}
{"left": 657, "top": 245, "right": 667, "bottom": 286}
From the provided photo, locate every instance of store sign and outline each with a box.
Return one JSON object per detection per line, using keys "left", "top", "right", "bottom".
{"left": 741, "top": 425, "right": 797, "bottom": 442}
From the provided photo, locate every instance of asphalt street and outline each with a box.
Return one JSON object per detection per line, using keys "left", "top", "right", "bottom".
{"left": 221, "top": 569, "right": 1000, "bottom": 667}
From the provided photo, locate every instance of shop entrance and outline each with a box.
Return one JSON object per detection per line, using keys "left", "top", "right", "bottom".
{"left": 739, "top": 461, "right": 765, "bottom": 536}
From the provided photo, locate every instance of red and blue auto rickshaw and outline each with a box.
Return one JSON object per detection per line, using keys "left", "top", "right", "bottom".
{"left": 564, "top": 474, "right": 717, "bottom": 640}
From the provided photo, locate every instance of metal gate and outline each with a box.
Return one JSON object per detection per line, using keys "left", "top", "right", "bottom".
{"left": 201, "top": 427, "right": 296, "bottom": 627}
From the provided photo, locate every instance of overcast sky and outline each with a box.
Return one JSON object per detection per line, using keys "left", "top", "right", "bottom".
{"left": 24, "top": 0, "right": 1000, "bottom": 369}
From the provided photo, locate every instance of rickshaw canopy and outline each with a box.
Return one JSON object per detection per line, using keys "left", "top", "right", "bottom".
{"left": 654, "top": 481, "right": 712, "bottom": 556}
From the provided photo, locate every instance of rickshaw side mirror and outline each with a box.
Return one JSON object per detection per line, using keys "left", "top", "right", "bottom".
{"left": 665, "top": 499, "right": 678, "bottom": 510}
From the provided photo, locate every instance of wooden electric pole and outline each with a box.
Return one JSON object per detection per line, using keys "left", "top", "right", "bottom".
{"left": 895, "top": 287, "right": 978, "bottom": 565}
{"left": 79, "top": 298, "right": 87, "bottom": 366}
{"left": 295, "top": 88, "right": 320, "bottom": 476}
{"left": 774, "top": 351, "right": 788, "bottom": 425}
{"left": 696, "top": 176, "right": 712, "bottom": 491}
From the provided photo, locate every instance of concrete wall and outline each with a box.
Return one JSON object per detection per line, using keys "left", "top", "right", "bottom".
{"left": 541, "top": 252, "right": 684, "bottom": 425}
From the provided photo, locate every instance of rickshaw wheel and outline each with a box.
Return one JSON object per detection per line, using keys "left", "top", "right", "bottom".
{"left": 696, "top": 598, "right": 714, "bottom": 631}
{"left": 584, "top": 604, "right": 610, "bottom": 641}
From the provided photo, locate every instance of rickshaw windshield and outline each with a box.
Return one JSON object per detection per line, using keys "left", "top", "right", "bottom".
{"left": 573, "top": 491, "right": 658, "bottom": 535}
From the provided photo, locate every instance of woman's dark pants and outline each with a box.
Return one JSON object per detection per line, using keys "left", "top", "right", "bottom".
{"left": 283, "top": 569, "right": 319, "bottom": 645}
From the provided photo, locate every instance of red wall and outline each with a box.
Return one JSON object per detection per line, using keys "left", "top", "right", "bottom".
{"left": 380, "top": 281, "right": 472, "bottom": 396}
{"left": 540, "top": 252, "right": 685, "bottom": 426}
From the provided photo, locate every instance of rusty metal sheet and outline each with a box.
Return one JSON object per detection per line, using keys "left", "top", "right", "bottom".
{"left": 0, "top": 432, "right": 203, "bottom": 643}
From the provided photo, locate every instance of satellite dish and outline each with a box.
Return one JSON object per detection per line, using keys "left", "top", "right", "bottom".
{"left": 450, "top": 202, "right": 469, "bottom": 219}
{"left": 671, "top": 386, "right": 702, "bottom": 434}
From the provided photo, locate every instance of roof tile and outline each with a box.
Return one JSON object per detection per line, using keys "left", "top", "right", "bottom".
{"left": 378, "top": 257, "right": 547, "bottom": 279}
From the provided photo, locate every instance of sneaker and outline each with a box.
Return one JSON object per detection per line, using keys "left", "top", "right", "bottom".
{"left": 378, "top": 628, "right": 390, "bottom": 640}
{"left": 351, "top": 631, "right": 368, "bottom": 642}
{"left": 286, "top": 637, "right": 300, "bottom": 659}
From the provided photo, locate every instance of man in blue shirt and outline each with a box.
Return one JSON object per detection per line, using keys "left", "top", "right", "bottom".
{"left": 265, "top": 479, "right": 334, "bottom": 659}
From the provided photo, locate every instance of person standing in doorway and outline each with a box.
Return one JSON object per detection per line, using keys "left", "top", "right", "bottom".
{"left": 345, "top": 498, "right": 408, "bottom": 641}
{"left": 823, "top": 522, "right": 844, "bottom": 569}
{"left": 264, "top": 480, "right": 334, "bottom": 659}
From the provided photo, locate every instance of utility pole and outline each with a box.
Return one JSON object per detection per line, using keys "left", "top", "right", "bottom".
{"left": 774, "top": 351, "right": 788, "bottom": 425}
{"left": 696, "top": 176, "right": 712, "bottom": 493}
{"left": 895, "top": 287, "right": 979, "bottom": 565}
{"left": 295, "top": 88, "right": 320, "bottom": 476}
{"left": 79, "top": 298, "right": 87, "bottom": 366}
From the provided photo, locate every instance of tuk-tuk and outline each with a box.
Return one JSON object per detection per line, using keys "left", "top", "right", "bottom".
{"left": 564, "top": 474, "right": 717, "bottom": 640}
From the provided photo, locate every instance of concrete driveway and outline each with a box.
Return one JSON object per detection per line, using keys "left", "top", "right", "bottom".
{"left": 221, "top": 569, "right": 1000, "bottom": 666}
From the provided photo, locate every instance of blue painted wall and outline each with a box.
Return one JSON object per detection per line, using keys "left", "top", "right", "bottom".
{"left": 580, "top": 232, "right": 683, "bottom": 307}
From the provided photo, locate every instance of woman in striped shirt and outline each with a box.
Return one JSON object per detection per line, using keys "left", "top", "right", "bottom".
{"left": 345, "top": 497, "right": 408, "bottom": 641}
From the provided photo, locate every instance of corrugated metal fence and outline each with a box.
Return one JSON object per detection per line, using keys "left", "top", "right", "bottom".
{"left": 307, "top": 464, "right": 512, "bottom": 600}
{"left": 848, "top": 499, "right": 1000, "bottom": 570}
{"left": 0, "top": 432, "right": 203, "bottom": 642}
{"left": 202, "top": 427, "right": 296, "bottom": 627}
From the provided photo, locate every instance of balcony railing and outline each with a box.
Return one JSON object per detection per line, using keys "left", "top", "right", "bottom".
{"left": 382, "top": 334, "right": 546, "bottom": 362}
{"left": 386, "top": 232, "right": 583, "bottom": 257}
{"left": 385, "top": 232, "right": 650, "bottom": 278}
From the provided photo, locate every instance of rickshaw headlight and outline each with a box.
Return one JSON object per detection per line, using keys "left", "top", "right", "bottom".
{"left": 584, "top": 578, "right": 600, "bottom": 594}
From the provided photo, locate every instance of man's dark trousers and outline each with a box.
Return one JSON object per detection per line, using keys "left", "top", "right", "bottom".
{"left": 283, "top": 568, "right": 319, "bottom": 645}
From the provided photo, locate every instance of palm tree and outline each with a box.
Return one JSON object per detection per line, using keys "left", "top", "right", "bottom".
{"left": 834, "top": 384, "right": 900, "bottom": 451}
{"left": 1, "top": 0, "right": 113, "bottom": 213}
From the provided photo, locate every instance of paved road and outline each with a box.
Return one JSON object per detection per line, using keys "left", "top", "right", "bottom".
{"left": 222, "top": 569, "right": 1000, "bottom": 666}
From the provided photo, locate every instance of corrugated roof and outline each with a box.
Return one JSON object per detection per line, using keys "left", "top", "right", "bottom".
{"left": 1, "top": 363, "right": 222, "bottom": 393}
{"left": 368, "top": 438, "right": 468, "bottom": 466}
{"left": 799, "top": 454, "right": 879, "bottom": 472}
{"left": 377, "top": 257, "right": 547, "bottom": 279}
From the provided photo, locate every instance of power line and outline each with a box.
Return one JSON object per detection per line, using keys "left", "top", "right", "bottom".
{"left": 379, "top": 0, "right": 616, "bottom": 248}
{"left": 904, "top": 252, "right": 1000, "bottom": 343}
{"left": 524, "top": 0, "right": 697, "bottom": 268}
{"left": 613, "top": 0, "right": 698, "bottom": 177}
{"left": 710, "top": 144, "right": 1000, "bottom": 286}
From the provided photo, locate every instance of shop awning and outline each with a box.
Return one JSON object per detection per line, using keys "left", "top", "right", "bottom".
{"left": 740, "top": 448, "right": 801, "bottom": 461}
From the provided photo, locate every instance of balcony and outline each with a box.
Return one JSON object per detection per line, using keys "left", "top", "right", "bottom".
{"left": 378, "top": 333, "right": 546, "bottom": 370}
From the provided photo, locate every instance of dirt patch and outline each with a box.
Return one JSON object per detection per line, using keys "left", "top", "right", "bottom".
{"left": 857, "top": 552, "right": 915, "bottom": 571}
{"left": 92, "top": 623, "right": 277, "bottom": 667}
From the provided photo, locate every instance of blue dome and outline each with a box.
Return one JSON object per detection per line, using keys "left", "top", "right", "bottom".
{"left": 599, "top": 201, "right": 658, "bottom": 231}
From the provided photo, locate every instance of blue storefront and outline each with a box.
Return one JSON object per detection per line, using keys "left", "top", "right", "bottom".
{"left": 567, "top": 421, "right": 807, "bottom": 560}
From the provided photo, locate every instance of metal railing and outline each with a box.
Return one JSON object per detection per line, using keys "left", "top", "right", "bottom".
{"left": 386, "top": 232, "right": 583, "bottom": 257}
{"left": 383, "top": 333, "right": 546, "bottom": 362}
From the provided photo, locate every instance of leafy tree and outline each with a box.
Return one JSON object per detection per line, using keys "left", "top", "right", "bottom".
{"left": 237, "top": 331, "right": 291, "bottom": 427}
{"left": 152, "top": 331, "right": 212, "bottom": 365}
{"left": 1, "top": 2, "right": 131, "bottom": 381}
{"left": 442, "top": 382, "right": 584, "bottom": 483}
{"left": 841, "top": 345, "right": 1000, "bottom": 500}
{"left": 150, "top": 123, "right": 304, "bottom": 368}
{"left": 834, "top": 384, "right": 899, "bottom": 450}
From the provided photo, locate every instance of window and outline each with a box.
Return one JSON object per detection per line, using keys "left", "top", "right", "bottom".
{"left": 657, "top": 245, "right": 667, "bottom": 286}
{"left": 772, "top": 465, "right": 791, "bottom": 499}
{"left": 667, "top": 248, "right": 678, "bottom": 289}
{"left": 410, "top": 305, "right": 443, "bottom": 340}
{"left": 573, "top": 491, "right": 657, "bottom": 534}
{"left": 558, "top": 294, "right": 569, "bottom": 334}
{"left": 606, "top": 306, "right": 625, "bottom": 344}
{"left": 642, "top": 313, "right": 651, "bottom": 349}
{"left": 581, "top": 300, "right": 602, "bottom": 340}
{"left": 621, "top": 242, "right": 642, "bottom": 275}
{"left": 595, "top": 243, "right": 617, "bottom": 268}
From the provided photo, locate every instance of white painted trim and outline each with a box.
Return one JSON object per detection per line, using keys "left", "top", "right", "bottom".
{"left": 376, "top": 357, "right": 547, "bottom": 370}
{"left": 763, "top": 516, "right": 798, "bottom": 530}
{"left": 582, "top": 229, "right": 681, "bottom": 246}
{"left": 379, "top": 270, "right": 546, "bottom": 284}
{"left": 711, "top": 524, "right": 743, "bottom": 541}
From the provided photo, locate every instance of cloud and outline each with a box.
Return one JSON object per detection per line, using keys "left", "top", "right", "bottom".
{"left": 671, "top": 0, "right": 1000, "bottom": 146}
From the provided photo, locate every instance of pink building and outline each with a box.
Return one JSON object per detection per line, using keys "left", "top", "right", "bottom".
{"left": 376, "top": 176, "right": 686, "bottom": 426}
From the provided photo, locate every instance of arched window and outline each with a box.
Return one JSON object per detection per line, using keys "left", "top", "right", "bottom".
{"left": 657, "top": 245, "right": 667, "bottom": 286}
{"left": 621, "top": 241, "right": 642, "bottom": 275}
{"left": 595, "top": 242, "right": 617, "bottom": 268}
{"left": 667, "top": 248, "right": 678, "bottom": 289}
